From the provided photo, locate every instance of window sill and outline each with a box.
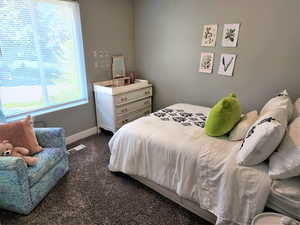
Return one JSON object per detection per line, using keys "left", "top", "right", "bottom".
{"left": 6, "top": 99, "right": 89, "bottom": 122}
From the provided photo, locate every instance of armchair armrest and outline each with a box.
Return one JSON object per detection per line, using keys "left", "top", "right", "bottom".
{"left": 0, "top": 157, "right": 27, "bottom": 174}
{"left": 0, "top": 157, "right": 32, "bottom": 214}
{"left": 0, "top": 157, "right": 28, "bottom": 185}
{"left": 34, "top": 128, "right": 66, "bottom": 149}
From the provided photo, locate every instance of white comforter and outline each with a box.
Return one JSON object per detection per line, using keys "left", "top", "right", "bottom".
{"left": 109, "top": 104, "right": 271, "bottom": 225}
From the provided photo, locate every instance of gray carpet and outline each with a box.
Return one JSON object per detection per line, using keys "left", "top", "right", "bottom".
{"left": 0, "top": 132, "right": 212, "bottom": 225}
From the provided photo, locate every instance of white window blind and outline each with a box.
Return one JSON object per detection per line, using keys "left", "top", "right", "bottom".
{"left": 0, "top": 0, "right": 88, "bottom": 118}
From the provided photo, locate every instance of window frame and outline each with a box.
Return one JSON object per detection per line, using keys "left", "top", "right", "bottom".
{"left": 0, "top": 0, "right": 89, "bottom": 120}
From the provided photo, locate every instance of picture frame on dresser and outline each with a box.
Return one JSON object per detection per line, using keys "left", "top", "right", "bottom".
{"left": 112, "top": 55, "right": 126, "bottom": 78}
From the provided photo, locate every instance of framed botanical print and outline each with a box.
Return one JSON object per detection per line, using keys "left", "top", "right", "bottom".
{"left": 222, "top": 24, "right": 240, "bottom": 47}
{"left": 199, "top": 52, "right": 214, "bottom": 73}
{"left": 218, "top": 54, "right": 237, "bottom": 76}
{"left": 201, "top": 24, "right": 218, "bottom": 47}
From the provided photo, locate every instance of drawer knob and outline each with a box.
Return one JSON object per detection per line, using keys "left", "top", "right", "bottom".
{"left": 121, "top": 108, "right": 128, "bottom": 113}
{"left": 121, "top": 97, "right": 128, "bottom": 102}
{"left": 144, "top": 101, "right": 149, "bottom": 105}
{"left": 145, "top": 91, "right": 150, "bottom": 95}
{"left": 122, "top": 119, "right": 129, "bottom": 124}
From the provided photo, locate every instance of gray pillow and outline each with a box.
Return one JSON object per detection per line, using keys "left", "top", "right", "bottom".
{"left": 293, "top": 98, "right": 300, "bottom": 119}
{"left": 260, "top": 90, "right": 294, "bottom": 123}
{"left": 229, "top": 111, "right": 258, "bottom": 141}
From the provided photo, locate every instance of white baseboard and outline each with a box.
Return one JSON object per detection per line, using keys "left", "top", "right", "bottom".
{"left": 66, "top": 127, "right": 98, "bottom": 145}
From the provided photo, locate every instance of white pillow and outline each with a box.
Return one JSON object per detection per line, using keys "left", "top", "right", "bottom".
{"left": 237, "top": 109, "right": 287, "bottom": 166}
{"left": 260, "top": 90, "right": 294, "bottom": 122}
{"left": 269, "top": 116, "right": 300, "bottom": 179}
{"left": 293, "top": 98, "right": 300, "bottom": 118}
{"left": 229, "top": 110, "right": 258, "bottom": 141}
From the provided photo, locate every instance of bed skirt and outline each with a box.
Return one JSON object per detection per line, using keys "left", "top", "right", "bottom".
{"left": 129, "top": 175, "right": 292, "bottom": 224}
{"left": 130, "top": 175, "right": 217, "bottom": 224}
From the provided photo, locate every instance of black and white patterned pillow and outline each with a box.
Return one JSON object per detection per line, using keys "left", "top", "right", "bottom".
{"left": 240, "top": 117, "right": 276, "bottom": 148}
{"left": 238, "top": 111, "right": 286, "bottom": 166}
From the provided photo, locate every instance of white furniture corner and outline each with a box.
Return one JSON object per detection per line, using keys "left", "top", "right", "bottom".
{"left": 93, "top": 79, "right": 152, "bottom": 133}
{"left": 251, "top": 213, "right": 299, "bottom": 225}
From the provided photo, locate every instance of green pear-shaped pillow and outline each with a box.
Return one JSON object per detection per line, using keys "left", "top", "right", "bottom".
{"left": 205, "top": 93, "right": 241, "bottom": 137}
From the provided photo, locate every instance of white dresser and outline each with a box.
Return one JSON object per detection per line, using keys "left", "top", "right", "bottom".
{"left": 93, "top": 79, "right": 152, "bottom": 133}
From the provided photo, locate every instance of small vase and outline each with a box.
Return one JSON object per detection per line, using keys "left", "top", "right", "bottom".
{"left": 128, "top": 72, "right": 135, "bottom": 84}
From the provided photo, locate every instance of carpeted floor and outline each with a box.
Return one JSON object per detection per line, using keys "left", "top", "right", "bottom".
{"left": 0, "top": 131, "right": 212, "bottom": 225}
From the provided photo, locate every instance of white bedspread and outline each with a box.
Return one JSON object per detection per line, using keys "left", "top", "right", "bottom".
{"left": 109, "top": 104, "right": 271, "bottom": 225}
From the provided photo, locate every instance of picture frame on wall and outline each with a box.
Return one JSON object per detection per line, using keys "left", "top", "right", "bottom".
{"left": 201, "top": 24, "right": 218, "bottom": 47}
{"left": 222, "top": 24, "right": 240, "bottom": 47}
{"left": 199, "top": 52, "right": 214, "bottom": 73}
{"left": 112, "top": 55, "right": 126, "bottom": 78}
{"left": 218, "top": 54, "right": 237, "bottom": 76}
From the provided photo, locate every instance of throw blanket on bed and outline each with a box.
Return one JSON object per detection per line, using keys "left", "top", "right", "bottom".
{"left": 109, "top": 104, "right": 271, "bottom": 225}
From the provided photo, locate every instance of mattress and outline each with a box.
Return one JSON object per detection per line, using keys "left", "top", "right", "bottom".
{"left": 109, "top": 103, "right": 271, "bottom": 225}
{"left": 267, "top": 177, "right": 300, "bottom": 220}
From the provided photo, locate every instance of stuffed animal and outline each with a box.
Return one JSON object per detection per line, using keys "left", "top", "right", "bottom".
{"left": 0, "top": 140, "right": 38, "bottom": 166}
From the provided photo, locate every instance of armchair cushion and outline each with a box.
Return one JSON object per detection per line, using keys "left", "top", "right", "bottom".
{"left": 35, "top": 128, "right": 66, "bottom": 149}
{"left": 28, "top": 148, "right": 66, "bottom": 187}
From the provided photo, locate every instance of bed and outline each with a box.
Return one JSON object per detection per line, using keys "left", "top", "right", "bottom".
{"left": 108, "top": 103, "right": 273, "bottom": 225}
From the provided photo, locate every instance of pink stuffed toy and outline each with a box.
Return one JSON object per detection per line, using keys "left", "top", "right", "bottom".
{"left": 0, "top": 140, "right": 38, "bottom": 166}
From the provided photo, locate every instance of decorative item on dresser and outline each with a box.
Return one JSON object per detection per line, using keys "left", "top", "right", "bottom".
{"left": 93, "top": 79, "right": 152, "bottom": 133}
{"left": 112, "top": 55, "right": 126, "bottom": 78}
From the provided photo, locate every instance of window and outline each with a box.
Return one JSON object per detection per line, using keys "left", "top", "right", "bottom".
{"left": 0, "top": 0, "right": 88, "bottom": 119}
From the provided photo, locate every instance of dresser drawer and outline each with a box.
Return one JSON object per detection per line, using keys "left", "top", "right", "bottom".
{"left": 115, "top": 87, "right": 152, "bottom": 105}
{"left": 116, "top": 97, "right": 152, "bottom": 116}
{"left": 116, "top": 106, "right": 151, "bottom": 129}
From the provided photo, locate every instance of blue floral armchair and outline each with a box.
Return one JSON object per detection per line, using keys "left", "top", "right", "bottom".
{"left": 0, "top": 112, "right": 69, "bottom": 215}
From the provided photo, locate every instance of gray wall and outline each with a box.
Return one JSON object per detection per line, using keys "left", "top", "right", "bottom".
{"left": 134, "top": 0, "right": 300, "bottom": 112}
{"left": 36, "top": 0, "right": 135, "bottom": 136}
{"left": 35, "top": 0, "right": 300, "bottom": 136}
